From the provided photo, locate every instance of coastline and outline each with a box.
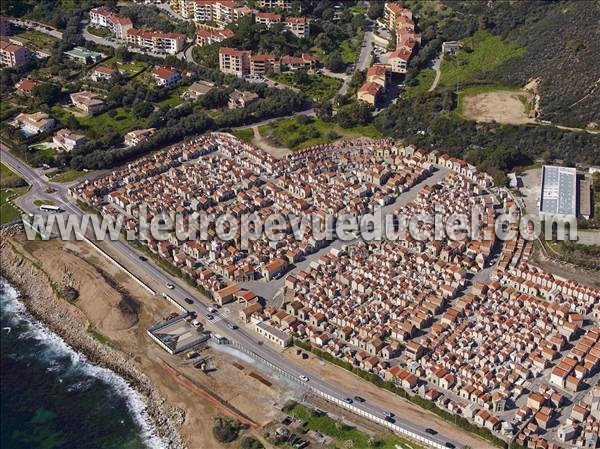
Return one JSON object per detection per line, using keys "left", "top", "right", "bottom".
{"left": 0, "top": 226, "right": 186, "bottom": 449}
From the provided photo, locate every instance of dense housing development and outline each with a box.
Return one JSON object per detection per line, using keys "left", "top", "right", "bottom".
{"left": 73, "top": 130, "right": 600, "bottom": 449}
{"left": 3, "top": 2, "right": 599, "bottom": 449}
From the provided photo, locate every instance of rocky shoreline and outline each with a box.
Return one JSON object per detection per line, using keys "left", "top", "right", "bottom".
{"left": 0, "top": 227, "right": 186, "bottom": 449}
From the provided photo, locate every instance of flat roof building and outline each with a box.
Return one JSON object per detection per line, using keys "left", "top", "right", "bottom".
{"left": 539, "top": 165, "right": 577, "bottom": 218}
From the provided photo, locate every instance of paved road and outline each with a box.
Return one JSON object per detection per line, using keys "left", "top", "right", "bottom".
{"left": 1, "top": 145, "right": 463, "bottom": 449}
{"left": 8, "top": 18, "right": 63, "bottom": 39}
{"left": 357, "top": 31, "right": 375, "bottom": 72}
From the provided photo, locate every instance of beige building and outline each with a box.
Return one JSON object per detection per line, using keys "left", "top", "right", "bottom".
{"left": 254, "top": 321, "right": 292, "bottom": 347}
{"left": 124, "top": 128, "right": 156, "bottom": 147}
{"left": 196, "top": 27, "right": 233, "bottom": 46}
{"left": 53, "top": 129, "right": 87, "bottom": 152}
{"left": 357, "top": 81, "right": 383, "bottom": 106}
{"left": 193, "top": 1, "right": 252, "bottom": 26}
{"left": 256, "top": 0, "right": 292, "bottom": 11}
{"left": 1, "top": 39, "right": 32, "bottom": 67}
{"left": 387, "top": 48, "right": 411, "bottom": 73}
{"left": 228, "top": 89, "right": 259, "bottom": 109}
{"left": 219, "top": 47, "right": 251, "bottom": 77}
{"left": 70, "top": 91, "right": 105, "bottom": 115}
{"left": 126, "top": 29, "right": 185, "bottom": 55}
{"left": 284, "top": 17, "right": 310, "bottom": 38}
{"left": 15, "top": 112, "right": 55, "bottom": 135}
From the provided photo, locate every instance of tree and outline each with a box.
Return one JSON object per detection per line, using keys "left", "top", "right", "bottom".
{"left": 367, "top": 1, "right": 385, "bottom": 20}
{"left": 201, "top": 88, "right": 230, "bottom": 109}
{"left": 132, "top": 102, "right": 154, "bottom": 119}
{"left": 32, "top": 83, "right": 61, "bottom": 106}
{"left": 316, "top": 101, "right": 333, "bottom": 122}
{"left": 325, "top": 51, "right": 345, "bottom": 73}
{"left": 336, "top": 101, "right": 373, "bottom": 128}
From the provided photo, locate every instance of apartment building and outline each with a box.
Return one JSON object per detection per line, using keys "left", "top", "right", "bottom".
{"left": 383, "top": 2, "right": 412, "bottom": 31}
{"left": 193, "top": 1, "right": 252, "bottom": 26}
{"left": 89, "top": 7, "right": 133, "bottom": 40}
{"left": 126, "top": 29, "right": 185, "bottom": 55}
{"left": 256, "top": 0, "right": 292, "bottom": 11}
{"left": 255, "top": 11, "right": 282, "bottom": 27}
{"left": 219, "top": 47, "right": 251, "bottom": 77}
{"left": 196, "top": 27, "right": 234, "bottom": 46}
{"left": 1, "top": 39, "right": 32, "bottom": 67}
{"left": 284, "top": 16, "right": 309, "bottom": 38}
{"left": 250, "top": 53, "right": 280, "bottom": 75}
{"left": 279, "top": 53, "right": 316, "bottom": 71}
{"left": 357, "top": 81, "right": 383, "bottom": 106}
{"left": 387, "top": 48, "right": 411, "bottom": 73}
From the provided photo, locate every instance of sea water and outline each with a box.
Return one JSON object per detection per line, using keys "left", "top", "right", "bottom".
{"left": 0, "top": 278, "right": 167, "bottom": 449}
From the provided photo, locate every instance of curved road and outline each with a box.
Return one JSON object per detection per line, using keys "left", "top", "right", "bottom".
{"left": 1, "top": 145, "right": 463, "bottom": 449}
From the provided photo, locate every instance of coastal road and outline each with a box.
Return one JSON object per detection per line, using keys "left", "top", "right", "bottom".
{"left": 1, "top": 146, "right": 463, "bottom": 449}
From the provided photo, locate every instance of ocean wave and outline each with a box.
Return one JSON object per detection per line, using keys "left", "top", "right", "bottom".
{"left": 0, "top": 278, "right": 168, "bottom": 449}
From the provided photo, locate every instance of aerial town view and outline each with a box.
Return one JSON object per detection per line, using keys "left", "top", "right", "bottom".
{"left": 0, "top": 1, "right": 599, "bottom": 449}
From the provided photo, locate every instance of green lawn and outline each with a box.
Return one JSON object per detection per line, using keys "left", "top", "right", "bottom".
{"left": 229, "top": 128, "right": 255, "bottom": 144}
{"left": 155, "top": 87, "right": 186, "bottom": 108}
{"left": 52, "top": 104, "right": 143, "bottom": 138}
{"left": 51, "top": 169, "right": 87, "bottom": 183}
{"left": 439, "top": 30, "right": 525, "bottom": 87}
{"left": 33, "top": 199, "right": 55, "bottom": 206}
{"left": 259, "top": 116, "right": 381, "bottom": 151}
{"left": 28, "top": 142, "right": 58, "bottom": 159}
{"left": 87, "top": 26, "right": 112, "bottom": 38}
{"left": 0, "top": 187, "right": 28, "bottom": 224}
{"left": 404, "top": 69, "right": 436, "bottom": 98}
{"left": 269, "top": 73, "right": 342, "bottom": 102}
{"left": 340, "top": 39, "right": 359, "bottom": 64}
{"left": 1, "top": 162, "right": 22, "bottom": 187}
{"left": 11, "top": 30, "right": 58, "bottom": 52}
{"left": 289, "top": 404, "right": 422, "bottom": 449}
{"left": 100, "top": 57, "right": 148, "bottom": 78}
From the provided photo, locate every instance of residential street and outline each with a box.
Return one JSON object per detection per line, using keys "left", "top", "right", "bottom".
{"left": 1, "top": 145, "right": 469, "bottom": 449}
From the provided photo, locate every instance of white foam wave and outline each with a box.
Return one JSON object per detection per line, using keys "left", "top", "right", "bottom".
{"left": 0, "top": 278, "right": 168, "bottom": 449}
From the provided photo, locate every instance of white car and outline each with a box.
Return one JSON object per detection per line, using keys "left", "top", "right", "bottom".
{"left": 165, "top": 283, "right": 175, "bottom": 289}
{"left": 299, "top": 375, "right": 309, "bottom": 382}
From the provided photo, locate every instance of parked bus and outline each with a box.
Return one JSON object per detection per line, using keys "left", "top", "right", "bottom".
{"left": 39, "top": 204, "right": 62, "bottom": 213}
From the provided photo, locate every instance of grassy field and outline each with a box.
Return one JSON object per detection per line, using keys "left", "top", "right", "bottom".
{"left": 229, "top": 128, "right": 255, "bottom": 144}
{"left": 100, "top": 57, "right": 148, "bottom": 78}
{"left": 439, "top": 30, "right": 525, "bottom": 87}
{"left": 0, "top": 187, "right": 28, "bottom": 224}
{"left": 269, "top": 73, "right": 342, "bottom": 102}
{"left": 404, "top": 69, "right": 436, "bottom": 98}
{"left": 87, "top": 26, "right": 112, "bottom": 38}
{"left": 155, "top": 87, "right": 186, "bottom": 108}
{"left": 52, "top": 104, "right": 143, "bottom": 138}
{"left": 1, "top": 162, "right": 23, "bottom": 187}
{"left": 11, "top": 30, "right": 58, "bottom": 52}
{"left": 289, "top": 404, "right": 422, "bottom": 449}
{"left": 33, "top": 199, "right": 55, "bottom": 206}
{"left": 340, "top": 39, "right": 359, "bottom": 64}
{"left": 51, "top": 169, "right": 87, "bottom": 183}
{"left": 259, "top": 116, "right": 381, "bottom": 151}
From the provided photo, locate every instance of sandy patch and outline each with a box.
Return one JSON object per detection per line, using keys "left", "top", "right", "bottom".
{"left": 462, "top": 90, "right": 535, "bottom": 125}
{"left": 13, "top": 236, "right": 286, "bottom": 449}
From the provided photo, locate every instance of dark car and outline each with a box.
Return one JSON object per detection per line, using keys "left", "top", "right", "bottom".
{"left": 206, "top": 314, "right": 214, "bottom": 320}
{"left": 343, "top": 398, "right": 353, "bottom": 404}
{"left": 445, "top": 443, "right": 455, "bottom": 449}
{"left": 184, "top": 298, "right": 194, "bottom": 305}
{"left": 139, "top": 256, "right": 147, "bottom": 261}
{"left": 425, "top": 428, "right": 437, "bottom": 435}
{"left": 353, "top": 396, "right": 365, "bottom": 402}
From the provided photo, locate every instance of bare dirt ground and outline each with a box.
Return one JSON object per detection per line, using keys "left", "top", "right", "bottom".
{"left": 281, "top": 349, "right": 497, "bottom": 449}
{"left": 252, "top": 126, "right": 292, "bottom": 159}
{"left": 15, "top": 237, "right": 285, "bottom": 449}
{"left": 462, "top": 90, "right": 535, "bottom": 125}
{"left": 531, "top": 243, "right": 600, "bottom": 288}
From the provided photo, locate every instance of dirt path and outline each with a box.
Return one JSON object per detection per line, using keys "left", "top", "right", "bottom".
{"left": 252, "top": 126, "right": 292, "bottom": 159}
{"left": 462, "top": 90, "right": 535, "bottom": 125}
